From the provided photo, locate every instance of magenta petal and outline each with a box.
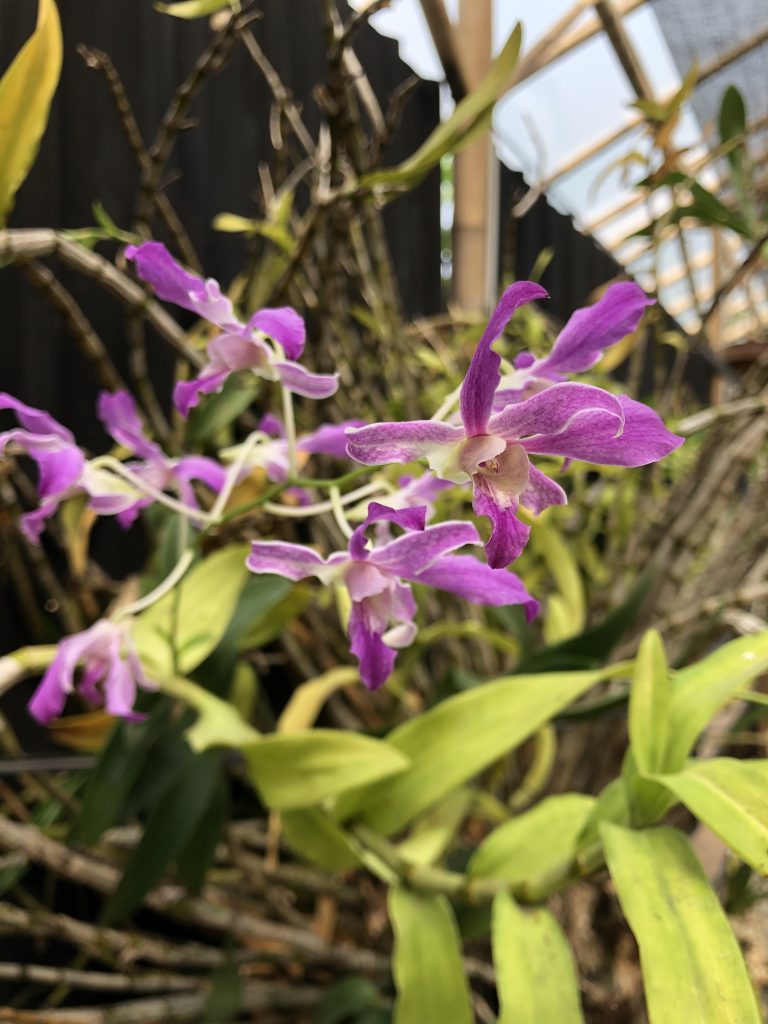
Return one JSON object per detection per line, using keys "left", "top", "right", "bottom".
{"left": 249, "top": 307, "right": 306, "bottom": 360}
{"left": 247, "top": 541, "right": 333, "bottom": 581}
{"left": 208, "top": 332, "right": 267, "bottom": 372}
{"left": 348, "top": 502, "right": 427, "bottom": 560}
{"left": 488, "top": 382, "right": 624, "bottom": 439}
{"left": 0, "top": 393, "right": 74, "bottom": 443}
{"left": 174, "top": 455, "right": 227, "bottom": 494}
{"left": 371, "top": 520, "right": 480, "bottom": 577}
{"left": 346, "top": 420, "right": 464, "bottom": 466}
{"left": 125, "top": 242, "right": 235, "bottom": 328}
{"left": 348, "top": 600, "right": 398, "bottom": 690}
{"left": 539, "top": 281, "right": 654, "bottom": 376}
{"left": 473, "top": 488, "right": 530, "bottom": 569}
{"left": 411, "top": 554, "right": 539, "bottom": 620}
{"left": 299, "top": 421, "right": 366, "bottom": 459}
{"left": 520, "top": 464, "right": 567, "bottom": 515}
{"left": 526, "top": 394, "right": 684, "bottom": 467}
{"left": 459, "top": 282, "right": 548, "bottom": 435}
{"left": 260, "top": 413, "right": 285, "bottom": 438}
{"left": 103, "top": 658, "right": 139, "bottom": 719}
{"left": 97, "top": 390, "right": 163, "bottom": 460}
{"left": 19, "top": 504, "right": 58, "bottom": 545}
{"left": 173, "top": 371, "right": 229, "bottom": 418}
{"left": 273, "top": 361, "right": 339, "bottom": 399}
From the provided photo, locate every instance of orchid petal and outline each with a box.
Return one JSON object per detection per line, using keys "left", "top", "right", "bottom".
{"left": 173, "top": 455, "right": 227, "bottom": 494}
{"left": 459, "top": 281, "right": 548, "bottom": 435}
{"left": 348, "top": 502, "right": 427, "bottom": 561}
{"left": 97, "top": 390, "right": 163, "bottom": 461}
{"left": 173, "top": 371, "right": 229, "bottom": 418}
{"left": 538, "top": 281, "right": 654, "bottom": 376}
{"left": 346, "top": 420, "right": 464, "bottom": 468}
{"left": 299, "top": 421, "right": 366, "bottom": 459}
{"left": 345, "top": 562, "right": 392, "bottom": 602}
{"left": 488, "top": 382, "right": 624, "bottom": 439}
{"left": 472, "top": 487, "right": 530, "bottom": 568}
{"left": 348, "top": 600, "right": 398, "bottom": 691}
{"left": 208, "top": 332, "right": 269, "bottom": 372}
{"left": 520, "top": 463, "right": 567, "bottom": 514}
{"left": 524, "top": 394, "right": 683, "bottom": 467}
{"left": 0, "top": 393, "right": 74, "bottom": 443}
{"left": 247, "top": 541, "right": 338, "bottom": 583}
{"left": 273, "top": 360, "right": 339, "bottom": 399}
{"left": 411, "top": 554, "right": 539, "bottom": 620}
{"left": 249, "top": 307, "right": 306, "bottom": 360}
{"left": 126, "top": 242, "right": 236, "bottom": 328}
{"left": 371, "top": 520, "right": 480, "bottom": 577}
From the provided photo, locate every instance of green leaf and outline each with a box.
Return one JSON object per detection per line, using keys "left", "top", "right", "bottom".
{"left": 719, "top": 86, "right": 746, "bottom": 146}
{"left": 358, "top": 24, "right": 521, "bottom": 192}
{"left": 71, "top": 710, "right": 169, "bottom": 844}
{"left": 389, "top": 888, "right": 472, "bottom": 1024}
{"left": 666, "top": 631, "right": 768, "bottom": 770}
{"left": 186, "top": 376, "right": 260, "bottom": 444}
{"left": 244, "top": 731, "right": 410, "bottom": 810}
{"left": 655, "top": 758, "right": 768, "bottom": 874}
{"left": 104, "top": 750, "right": 221, "bottom": 922}
{"left": 0, "top": 0, "right": 62, "bottom": 224}
{"left": 514, "top": 568, "right": 654, "bottom": 673}
{"left": 155, "top": 0, "right": 234, "bottom": 17}
{"left": 628, "top": 629, "right": 670, "bottom": 775}
{"left": 134, "top": 545, "right": 249, "bottom": 675}
{"left": 531, "top": 523, "right": 586, "bottom": 644}
{"left": 280, "top": 808, "right": 362, "bottom": 871}
{"left": 313, "top": 976, "right": 384, "bottom": 1024}
{"left": 492, "top": 890, "right": 584, "bottom": 1024}
{"left": 335, "top": 666, "right": 620, "bottom": 836}
{"left": 397, "top": 788, "right": 473, "bottom": 867}
{"left": 176, "top": 769, "right": 230, "bottom": 893}
{"left": 601, "top": 824, "right": 760, "bottom": 1024}
{"left": 161, "top": 674, "right": 259, "bottom": 752}
{"left": 468, "top": 794, "right": 594, "bottom": 887}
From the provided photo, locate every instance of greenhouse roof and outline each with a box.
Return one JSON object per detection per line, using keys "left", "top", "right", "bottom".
{"left": 358, "top": 0, "right": 768, "bottom": 349}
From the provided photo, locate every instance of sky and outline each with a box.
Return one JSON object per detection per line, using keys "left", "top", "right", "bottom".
{"left": 349, "top": 0, "right": 765, "bottom": 332}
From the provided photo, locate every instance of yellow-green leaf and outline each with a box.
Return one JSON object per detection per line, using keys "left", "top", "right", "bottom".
{"left": 666, "top": 631, "right": 768, "bottom": 770}
{"left": 397, "top": 788, "right": 473, "bottom": 867}
{"left": 601, "top": 824, "right": 760, "bottom": 1024}
{"left": 468, "top": 793, "right": 595, "bottom": 887}
{"left": 277, "top": 667, "right": 358, "bottom": 733}
{"left": 134, "top": 545, "right": 249, "bottom": 675}
{"left": 161, "top": 675, "right": 258, "bottom": 752}
{"left": 0, "top": 0, "right": 62, "bottom": 224}
{"left": 155, "top": 0, "right": 234, "bottom": 18}
{"left": 335, "top": 665, "right": 623, "bottom": 836}
{"left": 389, "top": 888, "right": 472, "bottom": 1024}
{"left": 655, "top": 758, "right": 768, "bottom": 874}
{"left": 492, "top": 891, "right": 584, "bottom": 1024}
{"left": 629, "top": 629, "right": 670, "bottom": 775}
{"left": 359, "top": 24, "right": 521, "bottom": 192}
{"left": 280, "top": 807, "right": 362, "bottom": 871}
{"left": 244, "top": 731, "right": 409, "bottom": 810}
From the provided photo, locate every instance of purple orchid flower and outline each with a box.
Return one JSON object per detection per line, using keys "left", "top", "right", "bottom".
{"left": 246, "top": 502, "right": 538, "bottom": 690}
{"left": 125, "top": 242, "right": 339, "bottom": 417}
{"left": 28, "top": 619, "right": 156, "bottom": 724}
{"left": 96, "top": 390, "right": 227, "bottom": 527}
{"left": 346, "top": 282, "right": 683, "bottom": 569}
{"left": 493, "top": 281, "right": 655, "bottom": 407}
{"left": 0, "top": 393, "right": 87, "bottom": 543}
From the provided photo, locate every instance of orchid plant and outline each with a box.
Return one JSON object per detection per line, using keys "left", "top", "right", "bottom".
{"left": 1, "top": 241, "right": 681, "bottom": 719}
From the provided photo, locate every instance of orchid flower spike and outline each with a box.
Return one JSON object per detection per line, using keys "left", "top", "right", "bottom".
{"left": 28, "top": 619, "right": 156, "bottom": 724}
{"left": 125, "top": 242, "right": 339, "bottom": 417}
{"left": 247, "top": 501, "right": 538, "bottom": 690}
{"left": 94, "top": 390, "right": 228, "bottom": 527}
{"left": 346, "top": 282, "right": 683, "bottom": 569}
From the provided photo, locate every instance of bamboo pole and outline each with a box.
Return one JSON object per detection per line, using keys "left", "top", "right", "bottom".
{"left": 452, "top": 0, "right": 496, "bottom": 311}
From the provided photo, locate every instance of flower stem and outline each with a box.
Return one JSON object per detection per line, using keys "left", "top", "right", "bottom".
{"left": 281, "top": 387, "right": 298, "bottom": 478}
{"left": 329, "top": 485, "right": 354, "bottom": 539}
{"left": 262, "top": 482, "right": 384, "bottom": 520}
{"left": 89, "top": 456, "right": 214, "bottom": 523}
{"left": 114, "top": 548, "right": 195, "bottom": 620}
{"left": 209, "top": 431, "right": 261, "bottom": 520}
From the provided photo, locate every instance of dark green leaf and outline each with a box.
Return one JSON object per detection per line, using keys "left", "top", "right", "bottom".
{"left": 103, "top": 749, "right": 221, "bottom": 922}
{"left": 176, "top": 768, "right": 230, "bottom": 893}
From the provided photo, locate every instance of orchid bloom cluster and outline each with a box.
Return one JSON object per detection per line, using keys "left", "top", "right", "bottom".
{"left": 1, "top": 241, "right": 683, "bottom": 722}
